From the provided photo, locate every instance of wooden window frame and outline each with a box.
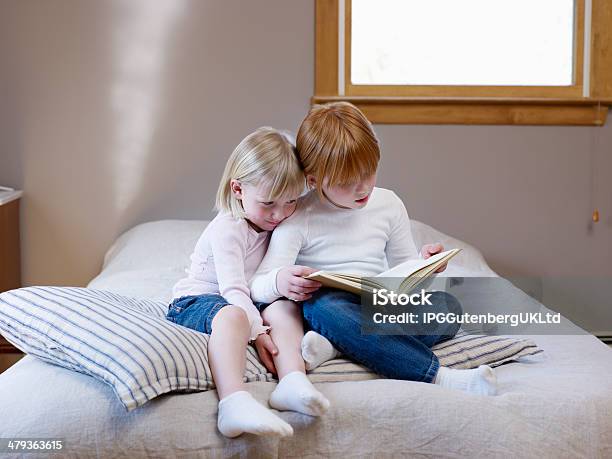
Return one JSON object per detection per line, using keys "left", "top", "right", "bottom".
{"left": 314, "top": 0, "right": 612, "bottom": 125}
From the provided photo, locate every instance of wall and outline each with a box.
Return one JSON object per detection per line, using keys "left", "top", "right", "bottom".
{"left": 0, "top": 1, "right": 610, "bottom": 324}
{"left": 0, "top": 0, "right": 313, "bottom": 285}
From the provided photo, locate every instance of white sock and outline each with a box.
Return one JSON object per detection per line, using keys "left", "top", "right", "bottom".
{"left": 269, "top": 371, "right": 330, "bottom": 417}
{"left": 434, "top": 365, "right": 497, "bottom": 396}
{"left": 301, "top": 331, "right": 340, "bottom": 371}
{"left": 217, "top": 391, "right": 294, "bottom": 438}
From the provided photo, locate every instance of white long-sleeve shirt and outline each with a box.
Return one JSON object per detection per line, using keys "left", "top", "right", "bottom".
{"left": 249, "top": 187, "right": 420, "bottom": 303}
{"left": 172, "top": 213, "right": 270, "bottom": 341}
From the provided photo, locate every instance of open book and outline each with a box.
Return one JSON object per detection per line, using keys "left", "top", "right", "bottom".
{"left": 304, "top": 248, "right": 461, "bottom": 296}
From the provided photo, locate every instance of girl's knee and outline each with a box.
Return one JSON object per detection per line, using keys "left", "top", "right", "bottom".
{"left": 213, "top": 305, "right": 249, "bottom": 328}
{"left": 262, "top": 299, "right": 299, "bottom": 319}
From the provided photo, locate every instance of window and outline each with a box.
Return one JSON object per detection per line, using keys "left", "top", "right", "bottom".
{"left": 314, "top": 0, "right": 612, "bottom": 125}
{"left": 352, "top": 0, "right": 575, "bottom": 87}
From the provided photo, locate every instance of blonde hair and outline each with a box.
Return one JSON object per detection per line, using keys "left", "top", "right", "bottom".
{"left": 296, "top": 102, "right": 379, "bottom": 197}
{"left": 216, "top": 127, "right": 305, "bottom": 218}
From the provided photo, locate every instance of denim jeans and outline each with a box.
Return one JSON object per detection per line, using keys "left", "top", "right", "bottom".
{"left": 166, "top": 294, "right": 268, "bottom": 334}
{"left": 302, "top": 289, "right": 462, "bottom": 383}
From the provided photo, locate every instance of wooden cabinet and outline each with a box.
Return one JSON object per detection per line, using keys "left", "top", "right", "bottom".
{"left": 0, "top": 191, "right": 22, "bottom": 291}
{"left": 0, "top": 190, "right": 24, "bottom": 371}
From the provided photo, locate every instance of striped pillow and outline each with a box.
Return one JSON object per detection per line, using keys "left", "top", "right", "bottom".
{"left": 0, "top": 287, "right": 542, "bottom": 410}
{"left": 431, "top": 330, "right": 542, "bottom": 369}
{"left": 307, "top": 331, "right": 542, "bottom": 383}
{"left": 0, "top": 286, "right": 276, "bottom": 411}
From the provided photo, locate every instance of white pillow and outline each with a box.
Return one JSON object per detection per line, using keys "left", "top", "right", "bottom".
{"left": 88, "top": 220, "right": 209, "bottom": 303}
{"left": 99, "top": 219, "right": 493, "bottom": 276}
{"left": 88, "top": 219, "right": 497, "bottom": 303}
{"left": 410, "top": 220, "right": 497, "bottom": 276}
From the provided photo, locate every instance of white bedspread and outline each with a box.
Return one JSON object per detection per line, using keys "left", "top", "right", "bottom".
{"left": 1, "top": 220, "right": 611, "bottom": 458}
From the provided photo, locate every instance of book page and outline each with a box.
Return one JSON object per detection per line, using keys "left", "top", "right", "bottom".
{"left": 377, "top": 249, "right": 459, "bottom": 278}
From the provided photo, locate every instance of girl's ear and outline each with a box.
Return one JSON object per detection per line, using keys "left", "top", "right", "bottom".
{"left": 230, "top": 179, "right": 243, "bottom": 199}
{"left": 306, "top": 175, "right": 317, "bottom": 190}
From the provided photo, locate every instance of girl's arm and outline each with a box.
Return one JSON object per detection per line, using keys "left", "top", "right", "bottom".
{"left": 249, "top": 217, "right": 305, "bottom": 303}
{"left": 209, "top": 227, "right": 269, "bottom": 341}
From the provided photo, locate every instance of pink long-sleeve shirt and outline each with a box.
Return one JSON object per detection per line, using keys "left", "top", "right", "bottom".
{"left": 172, "top": 213, "right": 270, "bottom": 341}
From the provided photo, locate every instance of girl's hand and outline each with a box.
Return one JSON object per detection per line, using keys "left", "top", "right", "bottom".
{"left": 421, "top": 242, "right": 447, "bottom": 273}
{"left": 277, "top": 266, "right": 322, "bottom": 302}
{"left": 254, "top": 332, "right": 278, "bottom": 375}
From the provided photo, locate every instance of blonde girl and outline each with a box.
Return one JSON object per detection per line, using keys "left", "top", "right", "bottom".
{"left": 167, "top": 127, "right": 329, "bottom": 439}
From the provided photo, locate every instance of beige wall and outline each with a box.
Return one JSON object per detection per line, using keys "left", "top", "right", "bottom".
{"left": 1, "top": 0, "right": 314, "bottom": 285}
{"left": 1, "top": 0, "right": 611, "bottom": 295}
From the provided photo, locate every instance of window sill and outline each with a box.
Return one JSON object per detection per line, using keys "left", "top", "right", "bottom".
{"left": 311, "top": 96, "right": 610, "bottom": 126}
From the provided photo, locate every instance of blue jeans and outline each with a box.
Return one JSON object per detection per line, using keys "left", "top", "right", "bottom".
{"left": 302, "top": 289, "right": 462, "bottom": 383}
{"left": 166, "top": 294, "right": 268, "bottom": 333}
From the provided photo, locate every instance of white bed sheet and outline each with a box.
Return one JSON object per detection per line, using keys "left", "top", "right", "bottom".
{"left": 1, "top": 220, "right": 611, "bottom": 458}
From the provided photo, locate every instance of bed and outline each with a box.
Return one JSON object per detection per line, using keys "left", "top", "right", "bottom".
{"left": 1, "top": 219, "right": 612, "bottom": 458}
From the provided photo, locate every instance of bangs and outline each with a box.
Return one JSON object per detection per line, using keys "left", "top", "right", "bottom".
{"left": 321, "top": 145, "right": 379, "bottom": 187}
{"left": 257, "top": 153, "right": 305, "bottom": 201}
{"left": 315, "top": 128, "right": 379, "bottom": 187}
